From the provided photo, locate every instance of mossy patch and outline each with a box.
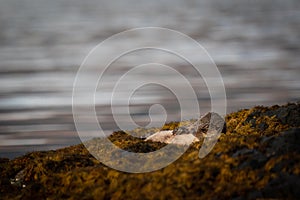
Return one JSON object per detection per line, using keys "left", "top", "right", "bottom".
{"left": 0, "top": 103, "right": 299, "bottom": 199}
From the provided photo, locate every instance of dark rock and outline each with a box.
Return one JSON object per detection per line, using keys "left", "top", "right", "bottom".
{"left": 258, "top": 122, "right": 268, "bottom": 131}
{"left": 265, "top": 103, "right": 300, "bottom": 127}
{"left": 245, "top": 110, "right": 261, "bottom": 126}
{"left": 0, "top": 157, "right": 9, "bottom": 164}
{"left": 263, "top": 128, "right": 300, "bottom": 156}
{"left": 232, "top": 148, "right": 255, "bottom": 157}
{"left": 247, "top": 190, "right": 263, "bottom": 199}
{"left": 248, "top": 119, "right": 256, "bottom": 128}
{"left": 233, "top": 148, "right": 267, "bottom": 169}
{"left": 10, "top": 169, "right": 26, "bottom": 187}
{"left": 261, "top": 174, "right": 300, "bottom": 198}
{"left": 260, "top": 135, "right": 274, "bottom": 145}
{"left": 280, "top": 127, "right": 300, "bottom": 145}
{"left": 244, "top": 103, "right": 300, "bottom": 131}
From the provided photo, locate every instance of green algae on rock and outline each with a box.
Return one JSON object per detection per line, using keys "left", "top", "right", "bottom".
{"left": 0, "top": 103, "right": 299, "bottom": 199}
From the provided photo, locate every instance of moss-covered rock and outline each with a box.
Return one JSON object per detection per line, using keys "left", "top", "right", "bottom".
{"left": 0, "top": 103, "right": 299, "bottom": 199}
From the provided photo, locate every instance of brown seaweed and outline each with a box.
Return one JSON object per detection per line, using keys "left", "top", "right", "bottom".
{"left": 0, "top": 103, "right": 299, "bottom": 199}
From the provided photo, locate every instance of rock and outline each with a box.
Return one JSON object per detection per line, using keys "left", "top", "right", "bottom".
{"left": 1, "top": 103, "right": 299, "bottom": 200}
{"left": 232, "top": 148, "right": 255, "bottom": 157}
{"left": 232, "top": 148, "right": 267, "bottom": 169}
{"left": 0, "top": 158, "right": 9, "bottom": 164}
{"left": 10, "top": 169, "right": 26, "bottom": 187}
{"left": 244, "top": 110, "right": 259, "bottom": 127}
{"left": 280, "top": 127, "right": 300, "bottom": 146}
{"left": 246, "top": 190, "right": 263, "bottom": 199}
{"left": 262, "top": 128, "right": 300, "bottom": 156}
{"left": 261, "top": 174, "right": 300, "bottom": 198}
{"left": 258, "top": 122, "right": 268, "bottom": 131}
{"left": 245, "top": 103, "right": 300, "bottom": 129}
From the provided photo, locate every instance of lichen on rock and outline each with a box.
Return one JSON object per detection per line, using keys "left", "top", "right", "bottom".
{"left": 0, "top": 103, "right": 299, "bottom": 199}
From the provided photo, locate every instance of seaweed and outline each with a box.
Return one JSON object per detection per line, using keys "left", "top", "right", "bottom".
{"left": 0, "top": 103, "right": 299, "bottom": 199}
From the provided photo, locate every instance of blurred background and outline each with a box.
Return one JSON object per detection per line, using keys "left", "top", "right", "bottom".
{"left": 0, "top": 0, "right": 299, "bottom": 158}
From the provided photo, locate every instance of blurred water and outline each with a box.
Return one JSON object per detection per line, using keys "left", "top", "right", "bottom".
{"left": 0, "top": 0, "right": 300, "bottom": 158}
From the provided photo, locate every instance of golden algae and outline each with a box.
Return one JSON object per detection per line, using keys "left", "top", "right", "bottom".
{"left": 0, "top": 103, "right": 299, "bottom": 199}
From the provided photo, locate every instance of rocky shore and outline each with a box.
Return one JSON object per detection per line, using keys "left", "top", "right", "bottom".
{"left": 0, "top": 103, "right": 300, "bottom": 199}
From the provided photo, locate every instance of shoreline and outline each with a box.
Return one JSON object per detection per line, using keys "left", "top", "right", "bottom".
{"left": 0, "top": 101, "right": 296, "bottom": 160}
{"left": 1, "top": 102, "right": 299, "bottom": 199}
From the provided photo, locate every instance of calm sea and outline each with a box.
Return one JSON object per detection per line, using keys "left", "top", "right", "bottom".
{"left": 0, "top": 0, "right": 299, "bottom": 158}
